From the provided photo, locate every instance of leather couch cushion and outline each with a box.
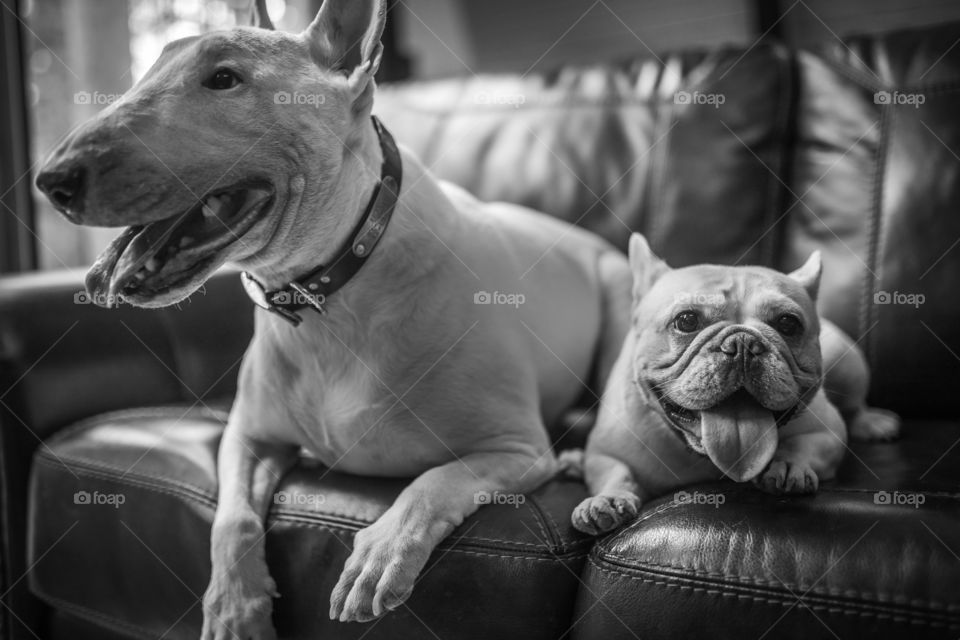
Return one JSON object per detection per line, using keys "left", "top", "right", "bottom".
{"left": 785, "top": 22, "right": 960, "bottom": 417}
{"left": 571, "top": 421, "right": 960, "bottom": 639}
{"left": 27, "top": 407, "right": 592, "bottom": 640}
{"left": 375, "top": 43, "right": 794, "bottom": 268}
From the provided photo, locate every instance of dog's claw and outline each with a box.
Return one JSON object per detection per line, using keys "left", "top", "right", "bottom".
{"left": 756, "top": 459, "right": 818, "bottom": 495}
{"left": 571, "top": 491, "right": 640, "bottom": 536}
{"left": 330, "top": 522, "right": 427, "bottom": 623}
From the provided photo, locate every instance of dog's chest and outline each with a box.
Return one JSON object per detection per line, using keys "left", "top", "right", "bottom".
{"left": 277, "top": 345, "right": 431, "bottom": 474}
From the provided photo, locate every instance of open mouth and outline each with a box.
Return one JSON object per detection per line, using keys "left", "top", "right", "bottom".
{"left": 651, "top": 387, "right": 707, "bottom": 453}
{"left": 649, "top": 385, "right": 785, "bottom": 482}
{"left": 86, "top": 182, "right": 274, "bottom": 303}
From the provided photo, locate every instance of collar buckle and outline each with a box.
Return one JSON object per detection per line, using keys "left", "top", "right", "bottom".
{"left": 241, "top": 271, "right": 303, "bottom": 326}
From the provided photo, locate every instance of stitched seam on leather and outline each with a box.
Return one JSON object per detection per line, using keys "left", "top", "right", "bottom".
{"left": 586, "top": 558, "right": 960, "bottom": 628}
{"left": 34, "top": 456, "right": 217, "bottom": 512}
{"left": 34, "top": 451, "right": 217, "bottom": 504}
{"left": 36, "top": 455, "right": 562, "bottom": 553}
{"left": 818, "top": 487, "right": 960, "bottom": 500}
{"left": 530, "top": 494, "right": 573, "bottom": 547}
{"left": 30, "top": 588, "right": 156, "bottom": 640}
{"left": 762, "top": 43, "right": 793, "bottom": 267}
{"left": 594, "top": 553, "right": 959, "bottom": 610}
{"left": 860, "top": 101, "right": 891, "bottom": 362}
{"left": 274, "top": 518, "right": 589, "bottom": 562}
{"left": 525, "top": 495, "right": 560, "bottom": 548}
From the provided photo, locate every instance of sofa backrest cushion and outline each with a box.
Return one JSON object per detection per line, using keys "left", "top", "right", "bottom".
{"left": 785, "top": 22, "right": 960, "bottom": 417}
{"left": 375, "top": 43, "right": 794, "bottom": 268}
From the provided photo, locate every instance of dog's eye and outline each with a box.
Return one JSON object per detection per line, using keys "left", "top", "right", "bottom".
{"left": 773, "top": 313, "right": 803, "bottom": 337}
{"left": 204, "top": 68, "right": 241, "bottom": 90}
{"left": 672, "top": 311, "right": 701, "bottom": 333}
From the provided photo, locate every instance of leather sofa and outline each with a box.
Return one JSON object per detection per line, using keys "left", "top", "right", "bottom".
{"left": 3, "top": 19, "right": 960, "bottom": 640}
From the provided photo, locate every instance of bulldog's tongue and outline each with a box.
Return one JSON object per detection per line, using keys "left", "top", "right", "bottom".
{"left": 701, "top": 393, "right": 777, "bottom": 482}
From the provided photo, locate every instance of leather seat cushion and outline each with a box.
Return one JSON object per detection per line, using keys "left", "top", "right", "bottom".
{"left": 571, "top": 421, "right": 960, "bottom": 640}
{"left": 27, "top": 407, "right": 593, "bottom": 640}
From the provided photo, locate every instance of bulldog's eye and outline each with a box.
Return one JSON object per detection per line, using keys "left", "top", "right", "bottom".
{"left": 773, "top": 313, "right": 803, "bottom": 337}
{"left": 204, "top": 68, "right": 242, "bottom": 90}
{"left": 672, "top": 311, "right": 701, "bottom": 333}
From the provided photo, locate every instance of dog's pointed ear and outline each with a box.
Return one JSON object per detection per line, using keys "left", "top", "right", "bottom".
{"left": 788, "top": 251, "right": 822, "bottom": 301}
{"left": 628, "top": 233, "right": 670, "bottom": 299}
{"left": 305, "top": 0, "right": 386, "bottom": 82}
{"left": 248, "top": 0, "right": 275, "bottom": 30}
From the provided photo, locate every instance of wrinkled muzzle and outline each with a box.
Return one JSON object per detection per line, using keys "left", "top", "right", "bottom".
{"left": 646, "top": 325, "right": 816, "bottom": 482}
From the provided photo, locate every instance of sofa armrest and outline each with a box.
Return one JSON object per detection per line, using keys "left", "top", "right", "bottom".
{"left": 0, "top": 267, "right": 252, "bottom": 639}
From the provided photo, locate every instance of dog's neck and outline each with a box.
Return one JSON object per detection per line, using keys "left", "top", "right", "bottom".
{"left": 248, "top": 118, "right": 386, "bottom": 290}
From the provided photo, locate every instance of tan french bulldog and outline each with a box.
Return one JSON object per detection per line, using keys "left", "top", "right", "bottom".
{"left": 571, "top": 233, "right": 900, "bottom": 535}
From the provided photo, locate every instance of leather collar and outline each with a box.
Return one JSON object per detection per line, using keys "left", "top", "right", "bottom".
{"left": 240, "top": 116, "right": 402, "bottom": 326}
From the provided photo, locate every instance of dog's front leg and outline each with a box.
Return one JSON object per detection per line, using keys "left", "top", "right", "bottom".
{"left": 201, "top": 422, "right": 299, "bottom": 640}
{"left": 329, "top": 449, "right": 556, "bottom": 623}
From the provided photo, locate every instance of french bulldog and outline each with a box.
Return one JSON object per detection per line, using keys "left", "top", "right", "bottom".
{"left": 571, "top": 233, "right": 900, "bottom": 535}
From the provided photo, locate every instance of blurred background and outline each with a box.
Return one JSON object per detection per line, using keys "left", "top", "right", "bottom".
{"left": 4, "top": 0, "right": 960, "bottom": 271}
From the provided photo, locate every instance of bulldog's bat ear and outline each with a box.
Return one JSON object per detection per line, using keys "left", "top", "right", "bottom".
{"left": 305, "top": 0, "right": 385, "bottom": 79}
{"left": 628, "top": 233, "right": 670, "bottom": 299}
{"left": 788, "top": 251, "right": 822, "bottom": 300}
{"left": 248, "top": 0, "right": 274, "bottom": 30}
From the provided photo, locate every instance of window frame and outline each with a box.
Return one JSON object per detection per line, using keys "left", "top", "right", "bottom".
{"left": 1, "top": 0, "right": 37, "bottom": 273}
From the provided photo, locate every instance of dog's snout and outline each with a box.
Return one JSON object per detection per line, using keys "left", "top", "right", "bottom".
{"left": 719, "top": 332, "right": 766, "bottom": 358}
{"left": 36, "top": 165, "right": 86, "bottom": 219}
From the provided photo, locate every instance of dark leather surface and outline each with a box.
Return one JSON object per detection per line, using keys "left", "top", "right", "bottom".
{"left": 27, "top": 407, "right": 593, "bottom": 640}
{"left": 375, "top": 43, "right": 793, "bottom": 267}
{"left": 783, "top": 22, "right": 960, "bottom": 417}
{"left": 0, "top": 269, "right": 249, "bottom": 640}
{"left": 572, "top": 421, "right": 960, "bottom": 639}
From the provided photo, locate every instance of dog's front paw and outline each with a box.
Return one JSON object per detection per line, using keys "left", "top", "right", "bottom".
{"left": 201, "top": 566, "right": 278, "bottom": 640}
{"left": 849, "top": 407, "right": 901, "bottom": 442}
{"left": 756, "top": 459, "right": 818, "bottom": 495}
{"left": 330, "top": 521, "right": 431, "bottom": 623}
{"left": 571, "top": 491, "right": 641, "bottom": 536}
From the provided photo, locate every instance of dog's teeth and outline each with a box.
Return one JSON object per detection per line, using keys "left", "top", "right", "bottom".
{"left": 145, "top": 257, "right": 159, "bottom": 272}
{"left": 179, "top": 236, "right": 193, "bottom": 248}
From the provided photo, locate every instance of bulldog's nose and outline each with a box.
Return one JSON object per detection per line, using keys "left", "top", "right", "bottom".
{"left": 36, "top": 164, "right": 86, "bottom": 220}
{"left": 720, "top": 332, "right": 766, "bottom": 358}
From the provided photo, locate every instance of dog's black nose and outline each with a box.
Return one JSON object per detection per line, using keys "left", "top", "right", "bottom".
{"left": 36, "top": 165, "right": 86, "bottom": 220}
{"left": 720, "top": 333, "right": 766, "bottom": 358}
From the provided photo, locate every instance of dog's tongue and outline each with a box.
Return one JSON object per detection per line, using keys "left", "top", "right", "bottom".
{"left": 85, "top": 226, "right": 141, "bottom": 306}
{"left": 701, "top": 394, "right": 777, "bottom": 482}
